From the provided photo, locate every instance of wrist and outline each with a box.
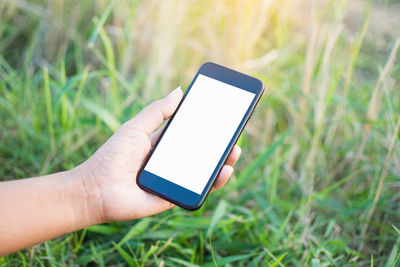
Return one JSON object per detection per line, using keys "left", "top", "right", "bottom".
{"left": 68, "top": 163, "right": 105, "bottom": 227}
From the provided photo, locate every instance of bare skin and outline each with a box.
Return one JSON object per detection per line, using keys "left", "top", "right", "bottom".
{"left": 0, "top": 88, "right": 241, "bottom": 256}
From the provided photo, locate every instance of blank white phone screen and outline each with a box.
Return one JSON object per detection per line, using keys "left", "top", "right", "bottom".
{"left": 144, "top": 74, "right": 255, "bottom": 194}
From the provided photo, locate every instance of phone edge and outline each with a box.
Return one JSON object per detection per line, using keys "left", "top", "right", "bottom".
{"left": 136, "top": 62, "right": 265, "bottom": 211}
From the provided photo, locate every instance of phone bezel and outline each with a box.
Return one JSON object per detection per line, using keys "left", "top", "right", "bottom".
{"left": 136, "top": 62, "right": 265, "bottom": 210}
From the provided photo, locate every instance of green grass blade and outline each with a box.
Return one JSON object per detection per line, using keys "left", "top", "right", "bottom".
{"left": 119, "top": 218, "right": 152, "bottom": 245}
{"left": 201, "top": 253, "right": 257, "bottom": 267}
{"left": 270, "top": 253, "right": 287, "bottom": 267}
{"left": 89, "top": 242, "right": 105, "bottom": 267}
{"left": 43, "top": 67, "right": 56, "bottom": 151}
{"left": 311, "top": 258, "right": 320, "bottom": 267}
{"left": 44, "top": 242, "right": 57, "bottom": 266}
{"left": 311, "top": 169, "right": 362, "bottom": 199}
{"left": 86, "top": 224, "right": 120, "bottom": 235}
{"left": 60, "top": 60, "right": 68, "bottom": 129}
{"left": 74, "top": 228, "right": 88, "bottom": 252}
{"left": 98, "top": 26, "right": 119, "bottom": 116}
{"left": 206, "top": 199, "right": 228, "bottom": 236}
{"left": 88, "top": 0, "right": 117, "bottom": 47}
{"left": 17, "top": 251, "right": 26, "bottom": 267}
{"left": 385, "top": 235, "right": 400, "bottom": 267}
{"left": 168, "top": 257, "right": 199, "bottom": 267}
{"left": 81, "top": 99, "right": 121, "bottom": 132}
{"left": 112, "top": 242, "right": 136, "bottom": 267}
{"left": 270, "top": 212, "right": 292, "bottom": 248}
{"left": 228, "top": 132, "right": 289, "bottom": 193}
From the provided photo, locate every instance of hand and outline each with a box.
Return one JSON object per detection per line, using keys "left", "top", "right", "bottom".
{"left": 0, "top": 87, "right": 241, "bottom": 255}
{"left": 78, "top": 88, "right": 241, "bottom": 223}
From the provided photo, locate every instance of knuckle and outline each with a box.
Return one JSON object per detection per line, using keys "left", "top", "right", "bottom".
{"left": 149, "top": 100, "right": 162, "bottom": 110}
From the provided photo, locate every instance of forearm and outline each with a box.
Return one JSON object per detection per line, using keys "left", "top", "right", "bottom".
{"left": 0, "top": 166, "right": 102, "bottom": 255}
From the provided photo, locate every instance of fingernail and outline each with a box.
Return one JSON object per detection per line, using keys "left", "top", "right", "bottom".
{"left": 168, "top": 86, "right": 182, "bottom": 97}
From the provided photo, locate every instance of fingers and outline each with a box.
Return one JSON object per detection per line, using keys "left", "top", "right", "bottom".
{"left": 211, "top": 145, "right": 242, "bottom": 192}
{"left": 212, "top": 165, "right": 234, "bottom": 192}
{"left": 129, "top": 87, "right": 183, "bottom": 135}
{"left": 225, "top": 145, "right": 241, "bottom": 166}
{"left": 149, "top": 125, "right": 166, "bottom": 147}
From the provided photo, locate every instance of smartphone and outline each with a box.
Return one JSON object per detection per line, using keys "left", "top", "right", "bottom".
{"left": 136, "top": 62, "right": 264, "bottom": 210}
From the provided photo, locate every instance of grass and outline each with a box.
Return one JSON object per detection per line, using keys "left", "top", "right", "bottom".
{"left": 1, "top": 0, "right": 400, "bottom": 266}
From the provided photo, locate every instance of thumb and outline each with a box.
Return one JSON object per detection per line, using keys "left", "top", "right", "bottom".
{"left": 129, "top": 87, "right": 183, "bottom": 135}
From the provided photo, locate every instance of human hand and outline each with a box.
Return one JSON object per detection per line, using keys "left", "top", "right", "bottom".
{"left": 77, "top": 88, "right": 241, "bottom": 224}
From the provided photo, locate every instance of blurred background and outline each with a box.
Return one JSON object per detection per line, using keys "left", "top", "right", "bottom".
{"left": 1, "top": 0, "right": 400, "bottom": 265}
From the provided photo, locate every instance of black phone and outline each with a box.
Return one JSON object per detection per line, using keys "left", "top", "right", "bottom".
{"left": 136, "top": 62, "right": 264, "bottom": 210}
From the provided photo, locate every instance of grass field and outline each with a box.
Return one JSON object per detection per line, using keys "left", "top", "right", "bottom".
{"left": 1, "top": 0, "right": 400, "bottom": 266}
